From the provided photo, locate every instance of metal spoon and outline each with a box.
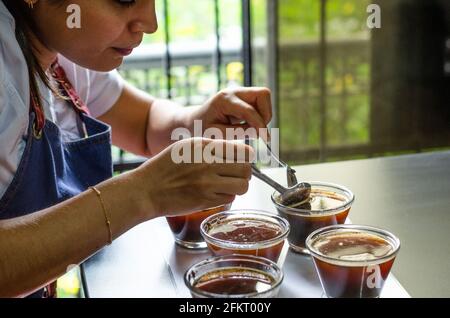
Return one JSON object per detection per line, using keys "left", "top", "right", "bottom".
{"left": 244, "top": 134, "right": 310, "bottom": 204}
{"left": 245, "top": 134, "right": 298, "bottom": 187}
{"left": 251, "top": 164, "right": 311, "bottom": 206}
{"left": 265, "top": 142, "right": 298, "bottom": 187}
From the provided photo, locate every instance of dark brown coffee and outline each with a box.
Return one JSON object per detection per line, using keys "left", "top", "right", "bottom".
{"left": 309, "top": 230, "right": 398, "bottom": 298}
{"left": 166, "top": 204, "right": 230, "bottom": 248}
{"left": 206, "top": 219, "right": 285, "bottom": 262}
{"left": 274, "top": 188, "right": 352, "bottom": 253}
{"left": 194, "top": 267, "right": 274, "bottom": 295}
{"left": 201, "top": 212, "right": 290, "bottom": 264}
{"left": 210, "top": 220, "right": 282, "bottom": 242}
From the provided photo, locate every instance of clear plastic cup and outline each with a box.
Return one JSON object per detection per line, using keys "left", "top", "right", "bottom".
{"left": 306, "top": 224, "right": 401, "bottom": 298}
{"left": 184, "top": 254, "right": 283, "bottom": 298}
{"left": 166, "top": 203, "right": 231, "bottom": 249}
{"left": 272, "top": 181, "right": 354, "bottom": 254}
{"left": 200, "top": 210, "right": 290, "bottom": 266}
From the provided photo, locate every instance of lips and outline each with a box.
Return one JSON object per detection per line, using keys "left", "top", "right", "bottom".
{"left": 113, "top": 47, "right": 134, "bottom": 56}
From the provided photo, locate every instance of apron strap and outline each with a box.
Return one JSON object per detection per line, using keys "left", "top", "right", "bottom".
{"left": 30, "top": 90, "right": 45, "bottom": 138}
{"left": 30, "top": 59, "right": 91, "bottom": 137}
{"left": 50, "top": 61, "right": 91, "bottom": 116}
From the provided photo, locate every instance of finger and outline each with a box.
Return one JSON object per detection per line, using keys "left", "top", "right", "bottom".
{"left": 211, "top": 162, "right": 252, "bottom": 179}
{"left": 174, "top": 138, "right": 255, "bottom": 164}
{"left": 203, "top": 140, "right": 255, "bottom": 163}
{"left": 212, "top": 124, "right": 271, "bottom": 146}
{"left": 221, "top": 96, "right": 267, "bottom": 132}
{"left": 234, "top": 87, "right": 273, "bottom": 126}
{"left": 211, "top": 194, "right": 236, "bottom": 206}
{"left": 211, "top": 176, "right": 250, "bottom": 196}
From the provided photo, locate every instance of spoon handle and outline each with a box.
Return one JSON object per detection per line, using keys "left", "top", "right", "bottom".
{"left": 251, "top": 164, "right": 287, "bottom": 194}
{"left": 265, "top": 142, "right": 298, "bottom": 187}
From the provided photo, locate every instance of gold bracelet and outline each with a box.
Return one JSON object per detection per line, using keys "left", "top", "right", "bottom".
{"left": 89, "top": 186, "right": 113, "bottom": 245}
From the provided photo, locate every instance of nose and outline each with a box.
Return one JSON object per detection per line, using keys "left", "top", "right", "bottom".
{"left": 129, "top": 0, "right": 158, "bottom": 34}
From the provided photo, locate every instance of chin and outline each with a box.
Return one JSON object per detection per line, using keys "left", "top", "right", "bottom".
{"left": 96, "top": 62, "right": 123, "bottom": 72}
{"left": 65, "top": 56, "right": 123, "bottom": 72}
{"left": 89, "top": 58, "right": 123, "bottom": 72}
{"left": 60, "top": 50, "right": 124, "bottom": 72}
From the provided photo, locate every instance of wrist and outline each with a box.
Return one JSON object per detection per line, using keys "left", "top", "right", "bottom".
{"left": 114, "top": 169, "right": 157, "bottom": 224}
{"left": 126, "top": 166, "right": 163, "bottom": 222}
{"left": 177, "top": 105, "right": 201, "bottom": 136}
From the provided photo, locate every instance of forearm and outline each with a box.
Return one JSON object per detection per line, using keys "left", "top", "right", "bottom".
{"left": 99, "top": 84, "right": 199, "bottom": 157}
{"left": 146, "top": 99, "right": 197, "bottom": 155}
{"left": 0, "top": 171, "right": 151, "bottom": 298}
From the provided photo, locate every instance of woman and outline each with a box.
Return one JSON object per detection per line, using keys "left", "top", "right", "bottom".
{"left": 0, "top": 0, "right": 272, "bottom": 297}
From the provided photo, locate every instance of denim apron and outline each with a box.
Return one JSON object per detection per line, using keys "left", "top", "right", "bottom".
{"left": 0, "top": 61, "right": 113, "bottom": 297}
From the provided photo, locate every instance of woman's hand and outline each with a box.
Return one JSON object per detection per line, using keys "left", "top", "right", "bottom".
{"left": 101, "top": 85, "right": 272, "bottom": 157}
{"left": 185, "top": 87, "right": 273, "bottom": 139}
{"left": 132, "top": 138, "right": 254, "bottom": 219}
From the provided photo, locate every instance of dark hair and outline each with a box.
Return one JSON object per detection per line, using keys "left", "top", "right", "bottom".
{"left": 3, "top": 0, "right": 58, "bottom": 108}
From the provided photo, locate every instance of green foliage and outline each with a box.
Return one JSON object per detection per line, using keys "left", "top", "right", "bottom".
{"left": 134, "top": 0, "right": 373, "bottom": 163}
{"left": 144, "top": 0, "right": 242, "bottom": 44}
{"left": 279, "top": 0, "right": 369, "bottom": 41}
{"left": 277, "top": 0, "right": 371, "bottom": 160}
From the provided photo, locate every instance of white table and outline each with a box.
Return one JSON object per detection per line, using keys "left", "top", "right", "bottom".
{"left": 81, "top": 152, "right": 450, "bottom": 297}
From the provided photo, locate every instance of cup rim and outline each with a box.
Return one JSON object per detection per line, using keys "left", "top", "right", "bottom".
{"left": 184, "top": 254, "right": 284, "bottom": 298}
{"left": 166, "top": 202, "right": 232, "bottom": 219}
{"left": 305, "top": 224, "right": 401, "bottom": 266}
{"left": 200, "top": 209, "right": 290, "bottom": 250}
{"left": 271, "top": 181, "right": 355, "bottom": 216}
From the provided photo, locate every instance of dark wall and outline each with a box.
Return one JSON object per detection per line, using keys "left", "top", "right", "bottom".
{"left": 371, "top": 0, "right": 450, "bottom": 151}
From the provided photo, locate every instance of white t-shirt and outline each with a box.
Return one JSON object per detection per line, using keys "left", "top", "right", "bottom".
{"left": 0, "top": 1, "right": 124, "bottom": 198}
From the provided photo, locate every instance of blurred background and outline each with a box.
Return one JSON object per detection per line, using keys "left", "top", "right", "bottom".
{"left": 112, "top": 0, "right": 450, "bottom": 168}
{"left": 59, "top": 0, "right": 450, "bottom": 297}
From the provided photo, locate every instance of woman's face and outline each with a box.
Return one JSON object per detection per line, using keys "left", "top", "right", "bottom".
{"left": 32, "top": 0, "right": 157, "bottom": 71}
